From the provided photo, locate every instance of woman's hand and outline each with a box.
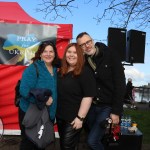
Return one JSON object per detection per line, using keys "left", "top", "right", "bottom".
{"left": 71, "top": 117, "right": 83, "bottom": 130}
{"left": 46, "top": 97, "right": 53, "bottom": 106}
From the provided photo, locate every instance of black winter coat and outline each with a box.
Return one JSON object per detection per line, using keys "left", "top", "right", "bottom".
{"left": 85, "top": 42, "right": 126, "bottom": 115}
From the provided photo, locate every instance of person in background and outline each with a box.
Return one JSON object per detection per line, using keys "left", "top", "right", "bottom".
{"left": 18, "top": 41, "right": 60, "bottom": 150}
{"left": 125, "top": 78, "right": 137, "bottom": 109}
{"left": 76, "top": 32, "right": 126, "bottom": 150}
{"left": 56, "top": 43, "right": 96, "bottom": 150}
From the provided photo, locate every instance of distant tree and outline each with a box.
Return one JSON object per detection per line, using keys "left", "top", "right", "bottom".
{"left": 36, "top": 0, "right": 150, "bottom": 29}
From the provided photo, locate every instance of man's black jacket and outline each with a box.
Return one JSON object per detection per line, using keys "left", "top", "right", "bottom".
{"left": 85, "top": 42, "right": 126, "bottom": 115}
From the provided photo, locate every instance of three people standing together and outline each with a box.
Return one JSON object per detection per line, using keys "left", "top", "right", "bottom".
{"left": 18, "top": 31, "right": 125, "bottom": 150}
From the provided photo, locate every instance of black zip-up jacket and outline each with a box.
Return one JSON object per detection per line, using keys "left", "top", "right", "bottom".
{"left": 85, "top": 42, "right": 126, "bottom": 115}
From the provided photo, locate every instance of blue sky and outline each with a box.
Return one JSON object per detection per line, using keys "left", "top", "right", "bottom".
{"left": 1, "top": 0, "right": 150, "bottom": 86}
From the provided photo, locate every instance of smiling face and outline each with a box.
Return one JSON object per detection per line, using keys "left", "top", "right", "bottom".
{"left": 40, "top": 45, "right": 55, "bottom": 65}
{"left": 77, "top": 34, "right": 96, "bottom": 56}
{"left": 61, "top": 43, "right": 85, "bottom": 76}
{"left": 65, "top": 45, "right": 78, "bottom": 67}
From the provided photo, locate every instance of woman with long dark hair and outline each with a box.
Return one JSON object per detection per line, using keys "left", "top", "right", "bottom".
{"left": 19, "top": 41, "right": 60, "bottom": 150}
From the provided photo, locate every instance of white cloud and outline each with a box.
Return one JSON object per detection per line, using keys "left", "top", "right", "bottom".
{"left": 125, "top": 67, "right": 144, "bottom": 79}
{"left": 124, "top": 67, "right": 146, "bottom": 86}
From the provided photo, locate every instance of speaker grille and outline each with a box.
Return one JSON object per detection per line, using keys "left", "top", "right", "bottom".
{"left": 108, "top": 27, "right": 127, "bottom": 61}
{"left": 126, "top": 30, "right": 146, "bottom": 63}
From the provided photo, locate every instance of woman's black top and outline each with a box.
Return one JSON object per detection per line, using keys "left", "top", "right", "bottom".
{"left": 56, "top": 65, "right": 96, "bottom": 122}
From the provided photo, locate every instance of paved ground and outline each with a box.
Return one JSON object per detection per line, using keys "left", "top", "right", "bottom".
{"left": 1, "top": 131, "right": 150, "bottom": 150}
{"left": 0, "top": 102, "right": 149, "bottom": 150}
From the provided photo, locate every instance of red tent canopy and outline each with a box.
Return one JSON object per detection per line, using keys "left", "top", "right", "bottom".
{"left": 0, "top": 2, "right": 73, "bottom": 134}
{"left": 0, "top": 1, "right": 73, "bottom": 38}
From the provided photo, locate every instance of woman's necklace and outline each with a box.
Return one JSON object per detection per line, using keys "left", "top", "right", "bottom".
{"left": 49, "top": 68, "right": 54, "bottom": 76}
{"left": 46, "top": 64, "right": 54, "bottom": 76}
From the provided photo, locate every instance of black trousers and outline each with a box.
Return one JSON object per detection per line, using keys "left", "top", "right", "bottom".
{"left": 18, "top": 107, "right": 45, "bottom": 150}
{"left": 56, "top": 118, "right": 82, "bottom": 150}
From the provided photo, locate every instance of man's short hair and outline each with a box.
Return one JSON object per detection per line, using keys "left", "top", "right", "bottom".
{"left": 76, "top": 32, "right": 90, "bottom": 40}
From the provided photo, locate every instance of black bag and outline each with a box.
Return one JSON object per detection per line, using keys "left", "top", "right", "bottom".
{"left": 22, "top": 104, "right": 55, "bottom": 149}
{"left": 102, "top": 123, "right": 121, "bottom": 146}
{"left": 14, "top": 63, "right": 39, "bottom": 107}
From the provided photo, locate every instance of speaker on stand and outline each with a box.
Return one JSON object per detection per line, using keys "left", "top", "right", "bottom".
{"left": 126, "top": 30, "right": 146, "bottom": 63}
{"left": 108, "top": 27, "right": 127, "bottom": 61}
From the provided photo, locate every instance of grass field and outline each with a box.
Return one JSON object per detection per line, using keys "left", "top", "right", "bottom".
{"left": 124, "top": 109, "right": 150, "bottom": 144}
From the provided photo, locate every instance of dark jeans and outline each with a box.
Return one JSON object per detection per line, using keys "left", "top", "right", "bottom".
{"left": 18, "top": 107, "right": 45, "bottom": 150}
{"left": 56, "top": 118, "right": 82, "bottom": 150}
{"left": 86, "top": 104, "right": 111, "bottom": 150}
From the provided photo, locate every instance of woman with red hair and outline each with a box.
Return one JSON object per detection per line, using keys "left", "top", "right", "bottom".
{"left": 56, "top": 43, "right": 96, "bottom": 150}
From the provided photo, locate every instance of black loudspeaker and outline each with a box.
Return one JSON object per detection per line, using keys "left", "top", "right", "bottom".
{"left": 108, "top": 27, "right": 127, "bottom": 61}
{"left": 126, "top": 30, "right": 146, "bottom": 63}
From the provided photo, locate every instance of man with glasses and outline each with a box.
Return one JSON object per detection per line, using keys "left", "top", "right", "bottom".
{"left": 76, "top": 32, "right": 126, "bottom": 150}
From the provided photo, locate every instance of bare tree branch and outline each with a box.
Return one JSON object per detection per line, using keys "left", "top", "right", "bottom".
{"left": 36, "top": 0, "right": 150, "bottom": 29}
{"left": 94, "top": 0, "right": 150, "bottom": 29}
{"left": 36, "top": 0, "right": 77, "bottom": 20}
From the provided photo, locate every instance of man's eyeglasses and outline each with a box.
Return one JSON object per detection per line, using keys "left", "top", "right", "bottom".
{"left": 79, "top": 39, "right": 92, "bottom": 48}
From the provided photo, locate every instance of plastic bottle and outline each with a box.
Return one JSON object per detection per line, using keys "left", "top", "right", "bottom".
{"left": 120, "top": 115, "right": 125, "bottom": 128}
{"left": 124, "top": 115, "right": 128, "bottom": 128}
{"left": 132, "top": 121, "right": 137, "bottom": 127}
{"left": 127, "top": 115, "right": 132, "bottom": 127}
